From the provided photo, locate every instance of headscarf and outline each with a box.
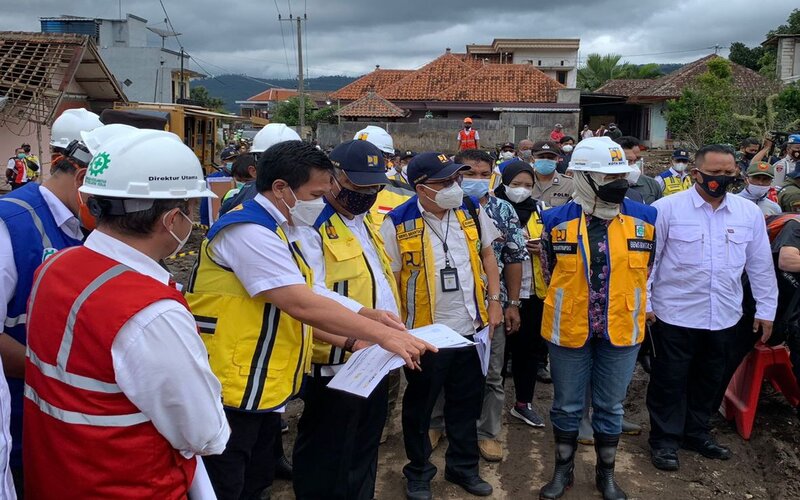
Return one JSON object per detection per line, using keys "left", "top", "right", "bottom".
{"left": 572, "top": 171, "right": 621, "bottom": 220}
{"left": 494, "top": 160, "right": 538, "bottom": 225}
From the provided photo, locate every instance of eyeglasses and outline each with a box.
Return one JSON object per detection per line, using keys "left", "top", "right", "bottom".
{"left": 424, "top": 174, "right": 463, "bottom": 188}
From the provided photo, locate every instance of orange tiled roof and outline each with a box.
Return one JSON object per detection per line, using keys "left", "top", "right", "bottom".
{"left": 380, "top": 52, "right": 478, "bottom": 101}
{"left": 594, "top": 79, "right": 656, "bottom": 96}
{"left": 336, "top": 92, "right": 406, "bottom": 118}
{"left": 246, "top": 88, "right": 298, "bottom": 102}
{"left": 330, "top": 69, "right": 414, "bottom": 100}
{"left": 435, "top": 63, "right": 564, "bottom": 102}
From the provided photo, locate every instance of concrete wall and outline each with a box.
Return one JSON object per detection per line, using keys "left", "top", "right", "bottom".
{"left": 647, "top": 102, "right": 669, "bottom": 148}
{"left": 776, "top": 38, "right": 799, "bottom": 83}
{"left": 100, "top": 46, "right": 184, "bottom": 103}
{"left": 317, "top": 112, "right": 579, "bottom": 153}
{"left": 511, "top": 48, "right": 578, "bottom": 88}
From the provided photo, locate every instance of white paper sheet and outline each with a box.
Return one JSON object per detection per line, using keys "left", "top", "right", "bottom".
{"left": 474, "top": 326, "right": 491, "bottom": 376}
{"left": 409, "top": 324, "right": 475, "bottom": 349}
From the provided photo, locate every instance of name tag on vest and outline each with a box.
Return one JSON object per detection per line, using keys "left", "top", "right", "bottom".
{"left": 398, "top": 228, "right": 423, "bottom": 240}
{"left": 552, "top": 243, "right": 577, "bottom": 254}
{"left": 627, "top": 239, "right": 654, "bottom": 252}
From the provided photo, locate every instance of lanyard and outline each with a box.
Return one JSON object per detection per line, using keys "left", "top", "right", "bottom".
{"left": 423, "top": 211, "right": 453, "bottom": 266}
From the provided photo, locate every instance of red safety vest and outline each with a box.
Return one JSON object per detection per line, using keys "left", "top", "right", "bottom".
{"left": 9, "top": 158, "right": 26, "bottom": 184}
{"left": 459, "top": 128, "right": 478, "bottom": 150}
{"left": 23, "top": 246, "right": 196, "bottom": 500}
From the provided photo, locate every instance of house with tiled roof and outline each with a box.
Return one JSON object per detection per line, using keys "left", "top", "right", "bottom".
{"left": 587, "top": 55, "right": 777, "bottom": 148}
{"left": 236, "top": 88, "right": 331, "bottom": 123}
{"left": 336, "top": 91, "right": 406, "bottom": 120}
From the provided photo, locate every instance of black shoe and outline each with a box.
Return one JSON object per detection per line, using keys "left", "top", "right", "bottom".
{"left": 539, "top": 430, "right": 577, "bottom": 499}
{"left": 444, "top": 473, "right": 493, "bottom": 497}
{"left": 681, "top": 438, "right": 732, "bottom": 460}
{"left": 406, "top": 480, "right": 432, "bottom": 500}
{"left": 594, "top": 433, "right": 627, "bottom": 500}
{"left": 650, "top": 448, "right": 679, "bottom": 471}
{"left": 274, "top": 454, "right": 292, "bottom": 481}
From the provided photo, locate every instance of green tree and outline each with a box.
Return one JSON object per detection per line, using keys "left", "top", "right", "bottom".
{"left": 189, "top": 86, "right": 225, "bottom": 112}
{"left": 617, "top": 63, "right": 663, "bottom": 80}
{"left": 577, "top": 54, "right": 662, "bottom": 91}
{"left": 271, "top": 95, "right": 317, "bottom": 127}
{"left": 728, "top": 42, "right": 765, "bottom": 71}
{"left": 666, "top": 58, "right": 740, "bottom": 149}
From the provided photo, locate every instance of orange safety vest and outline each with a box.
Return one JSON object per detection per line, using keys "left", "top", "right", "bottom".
{"left": 458, "top": 129, "right": 478, "bottom": 150}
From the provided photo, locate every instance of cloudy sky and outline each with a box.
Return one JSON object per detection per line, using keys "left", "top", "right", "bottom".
{"left": 3, "top": 0, "right": 797, "bottom": 78}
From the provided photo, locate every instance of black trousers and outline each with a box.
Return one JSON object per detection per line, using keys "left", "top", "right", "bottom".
{"left": 646, "top": 320, "right": 737, "bottom": 450}
{"left": 402, "top": 345, "right": 484, "bottom": 482}
{"left": 293, "top": 372, "right": 388, "bottom": 500}
{"left": 507, "top": 297, "right": 546, "bottom": 403}
{"left": 204, "top": 409, "right": 281, "bottom": 500}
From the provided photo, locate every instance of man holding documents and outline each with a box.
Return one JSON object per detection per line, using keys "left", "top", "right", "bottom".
{"left": 382, "top": 152, "right": 502, "bottom": 499}
{"left": 185, "top": 141, "right": 433, "bottom": 500}
{"left": 292, "top": 140, "right": 401, "bottom": 500}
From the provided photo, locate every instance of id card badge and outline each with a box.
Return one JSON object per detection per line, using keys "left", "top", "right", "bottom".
{"left": 440, "top": 266, "right": 461, "bottom": 292}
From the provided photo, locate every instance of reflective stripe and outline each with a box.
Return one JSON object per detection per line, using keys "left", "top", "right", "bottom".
{"left": 0, "top": 197, "right": 53, "bottom": 248}
{"left": 4, "top": 314, "right": 25, "bottom": 328}
{"left": 27, "top": 348, "right": 122, "bottom": 393}
{"left": 631, "top": 288, "right": 642, "bottom": 346}
{"left": 25, "top": 385, "right": 148, "bottom": 427}
{"left": 57, "top": 265, "right": 129, "bottom": 369}
{"left": 28, "top": 246, "right": 78, "bottom": 312}
{"left": 551, "top": 288, "right": 564, "bottom": 345}
{"left": 242, "top": 304, "right": 279, "bottom": 411}
{"left": 405, "top": 269, "right": 419, "bottom": 329}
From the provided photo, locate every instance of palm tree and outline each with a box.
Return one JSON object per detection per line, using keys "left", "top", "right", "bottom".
{"left": 577, "top": 55, "right": 663, "bottom": 91}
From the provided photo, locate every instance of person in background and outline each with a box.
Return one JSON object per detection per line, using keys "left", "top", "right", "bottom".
{"left": 646, "top": 145, "right": 777, "bottom": 473}
{"left": 454, "top": 149, "right": 528, "bottom": 462}
{"left": 595, "top": 124, "right": 608, "bottom": 137}
{"left": 497, "top": 142, "right": 516, "bottom": 164}
{"left": 457, "top": 118, "right": 480, "bottom": 151}
{"left": 607, "top": 123, "right": 622, "bottom": 140}
{"left": 198, "top": 148, "right": 238, "bottom": 227}
{"left": 221, "top": 153, "right": 257, "bottom": 206}
{"left": 779, "top": 164, "right": 800, "bottom": 213}
{"left": 20, "top": 144, "right": 39, "bottom": 182}
{"left": 737, "top": 162, "right": 781, "bottom": 215}
{"left": 774, "top": 134, "right": 800, "bottom": 190}
{"left": 516, "top": 139, "right": 534, "bottom": 164}
{"left": 655, "top": 149, "right": 693, "bottom": 197}
{"left": 5, "top": 148, "right": 27, "bottom": 190}
{"left": 581, "top": 125, "right": 594, "bottom": 140}
{"left": 736, "top": 137, "right": 761, "bottom": 172}
{"left": 615, "top": 136, "right": 661, "bottom": 205}
{"left": 550, "top": 124, "right": 565, "bottom": 143}
{"left": 557, "top": 136, "right": 576, "bottom": 174}
{"left": 494, "top": 160, "right": 551, "bottom": 429}
{"left": 531, "top": 141, "right": 574, "bottom": 208}
{"left": 538, "top": 137, "right": 655, "bottom": 500}
{"left": 772, "top": 217, "right": 800, "bottom": 387}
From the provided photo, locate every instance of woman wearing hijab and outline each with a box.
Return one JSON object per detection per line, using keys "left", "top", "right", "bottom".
{"left": 537, "top": 137, "right": 657, "bottom": 500}
{"left": 494, "top": 161, "right": 550, "bottom": 429}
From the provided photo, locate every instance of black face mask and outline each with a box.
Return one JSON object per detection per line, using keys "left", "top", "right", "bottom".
{"left": 696, "top": 171, "right": 736, "bottom": 198}
{"left": 590, "top": 178, "right": 629, "bottom": 204}
{"left": 791, "top": 150, "right": 800, "bottom": 160}
{"left": 336, "top": 186, "right": 378, "bottom": 216}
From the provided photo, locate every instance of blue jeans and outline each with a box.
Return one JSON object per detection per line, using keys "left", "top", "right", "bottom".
{"left": 548, "top": 338, "right": 640, "bottom": 435}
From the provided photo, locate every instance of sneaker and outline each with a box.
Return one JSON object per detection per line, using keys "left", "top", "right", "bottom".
{"left": 478, "top": 439, "right": 503, "bottom": 461}
{"left": 510, "top": 403, "right": 545, "bottom": 428}
{"left": 536, "top": 366, "right": 553, "bottom": 384}
{"left": 428, "top": 428, "right": 443, "bottom": 450}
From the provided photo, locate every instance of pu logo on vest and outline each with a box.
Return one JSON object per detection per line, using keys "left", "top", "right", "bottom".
{"left": 325, "top": 223, "right": 339, "bottom": 240}
{"left": 42, "top": 247, "right": 57, "bottom": 262}
{"left": 84, "top": 152, "right": 111, "bottom": 187}
{"left": 554, "top": 229, "right": 567, "bottom": 242}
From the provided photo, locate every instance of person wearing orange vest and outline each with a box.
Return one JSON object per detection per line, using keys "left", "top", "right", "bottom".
{"left": 23, "top": 129, "right": 231, "bottom": 499}
{"left": 5, "top": 148, "right": 28, "bottom": 190}
{"left": 457, "top": 118, "right": 480, "bottom": 151}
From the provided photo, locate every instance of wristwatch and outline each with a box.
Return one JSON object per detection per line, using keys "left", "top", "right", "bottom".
{"left": 487, "top": 294, "right": 501, "bottom": 302}
{"left": 508, "top": 300, "right": 522, "bottom": 307}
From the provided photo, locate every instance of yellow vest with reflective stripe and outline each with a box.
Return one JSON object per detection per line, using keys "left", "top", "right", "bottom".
{"left": 526, "top": 212, "right": 548, "bottom": 300}
{"left": 661, "top": 174, "right": 692, "bottom": 196}
{"left": 313, "top": 210, "right": 400, "bottom": 365}
{"left": 185, "top": 203, "right": 314, "bottom": 411}
{"left": 369, "top": 178, "right": 413, "bottom": 229}
{"left": 389, "top": 199, "right": 488, "bottom": 329}
{"left": 540, "top": 201, "right": 656, "bottom": 348}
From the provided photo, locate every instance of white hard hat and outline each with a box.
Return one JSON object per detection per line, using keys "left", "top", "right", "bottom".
{"left": 50, "top": 108, "right": 103, "bottom": 149}
{"left": 353, "top": 126, "right": 394, "bottom": 155}
{"left": 568, "top": 136, "right": 633, "bottom": 175}
{"left": 251, "top": 123, "right": 301, "bottom": 153}
{"left": 80, "top": 129, "right": 216, "bottom": 200}
{"left": 80, "top": 124, "right": 140, "bottom": 155}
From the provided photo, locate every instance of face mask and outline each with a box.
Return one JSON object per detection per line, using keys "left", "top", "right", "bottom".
{"left": 792, "top": 150, "right": 800, "bottom": 160}
{"left": 627, "top": 163, "right": 642, "bottom": 185}
{"left": 464, "top": 125, "right": 471, "bottom": 130}
{"left": 562, "top": 145, "right": 574, "bottom": 153}
{"left": 518, "top": 150, "right": 532, "bottom": 160}
{"left": 386, "top": 167, "right": 397, "bottom": 177}
{"left": 695, "top": 170, "right": 735, "bottom": 198}
{"left": 745, "top": 184, "right": 770, "bottom": 199}
{"left": 673, "top": 162, "right": 688, "bottom": 172}
{"left": 534, "top": 159, "right": 557, "bottom": 175}
{"left": 504, "top": 185, "right": 532, "bottom": 204}
{"left": 422, "top": 182, "right": 464, "bottom": 210}
{"left": 500, "top": 151, "right": 515, "bottom": 161}
{"left": 594, "top": 179, "right": 629, "bottom": 204}
{"left": 17, "top": 153, "right": 25, "bottom": 159}
{"left": 334, "top": 181, "right": 379, "bottom": 216}
{"left": 744, "top": 152, "right": 756, "bottom": 160}
{"left": 283, "top": 187, "right": 327, "bottom": 226}
{"left": 163, "top": 210, "right": 193, "bottom": 258}
{"left": 461, "top": 178, "right": 490, "bottom": 199}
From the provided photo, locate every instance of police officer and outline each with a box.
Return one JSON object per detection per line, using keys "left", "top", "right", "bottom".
{"left": 382, "top": 152, "right": 503, "bottom": 499}
{"left": 530, "top": 141, "right": 574, "bottom": 207}
{"left": 655, "top": 149, "right": 694, "bottom": 196}
{"left": 538, "top": 137, "right": 656, "bottom": 500}
{"left": 293, "top": 140, "right": 401, "bottom": 500}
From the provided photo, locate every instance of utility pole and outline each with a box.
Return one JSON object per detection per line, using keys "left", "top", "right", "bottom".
{"left": 280, "top": 13, "right": 307, "bottom": 137}
{"left": 180, "top": 47, "right": 185, "bottom": 101}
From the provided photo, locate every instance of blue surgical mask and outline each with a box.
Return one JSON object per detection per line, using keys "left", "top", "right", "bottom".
{"left": 461, "top": 178, "right": 490, "bottom": 199}
{"left": 17, "top": 153, "right": 26, "bottom": 159}
{"left": 534, "top": 158, "right": 557, "bottom": 175}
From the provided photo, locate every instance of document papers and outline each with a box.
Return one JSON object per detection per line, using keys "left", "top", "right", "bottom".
{"left": 475, "top": 326, "right": 491, "bottom": 376}
{"left": 327, "top": 323, "right": 475, "bottom": 398}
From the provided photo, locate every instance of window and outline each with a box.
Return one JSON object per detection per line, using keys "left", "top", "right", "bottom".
{"left": 514, "top": 126, "right": 529, "bottom": 144}
{"left": 556, "top": 71, "right": 568, "bottom": 85}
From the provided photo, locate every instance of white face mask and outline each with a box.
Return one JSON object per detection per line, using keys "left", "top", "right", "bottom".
{"left": 422, "top": 182, "right": 464, "bottom": 210}
{"left": 499, "top": 151, "right": 515, "bottom": 161}
{"left": 504, "top": 185, "right": 532, "bottom": 203}
{"left": 163, "top": 210, "right": 193, "bottom": 258}
{"left": 562, "top": 145, "right": 574, "bottom": 153}
{"left": 283, "top": 187, "right": 327, "bottom": 226}
{"left": 745, "top": 184, "right": 770, "bottom": 199}
{"left": 627, "top": 163, "right": 642, "bottom": 185}
{"left": 673, "top": 162, "right": 688, "bottom": 172}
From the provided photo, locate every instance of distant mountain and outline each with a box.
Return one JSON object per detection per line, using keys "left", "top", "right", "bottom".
{"left": 658, "top": 64, "right": 683, "bottom": 75}
{"left": 190, "top": 74, "right": 359, "bottom": 113}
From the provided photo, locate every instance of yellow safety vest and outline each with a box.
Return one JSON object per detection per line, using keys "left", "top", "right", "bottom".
{"left": 312, "top": 206, "right": 400, "bottom": 365}
{"left": 540, "top": 201, "right": 656, "bottom": 348}
{"left": 387, "top": 197, "right": 488, "bottom": 329}
{"left": 526, "top": 211, "right": 547, "bottom": 300}
{"left": 185, "top": 201, "right": 314, "bottom": 411}
{"left": 661, "top": 174, "right": 692, "bottom": 196}
{"left": 369, "top": 177, "right": 413, "bottom": 229}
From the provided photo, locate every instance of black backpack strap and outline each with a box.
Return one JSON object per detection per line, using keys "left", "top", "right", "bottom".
{"left": 462, "top": 196, "right": 482, "bottom": 242}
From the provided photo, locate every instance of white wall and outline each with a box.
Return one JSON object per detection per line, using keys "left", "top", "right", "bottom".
{"left": 511, "top": 48, "right": 578, "bottom": 88}
{"left": 648, "top": 102, "right": 669, "bottom": 149}
{"left": 100, "top": 47, "right": 184, "bottom": 103}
